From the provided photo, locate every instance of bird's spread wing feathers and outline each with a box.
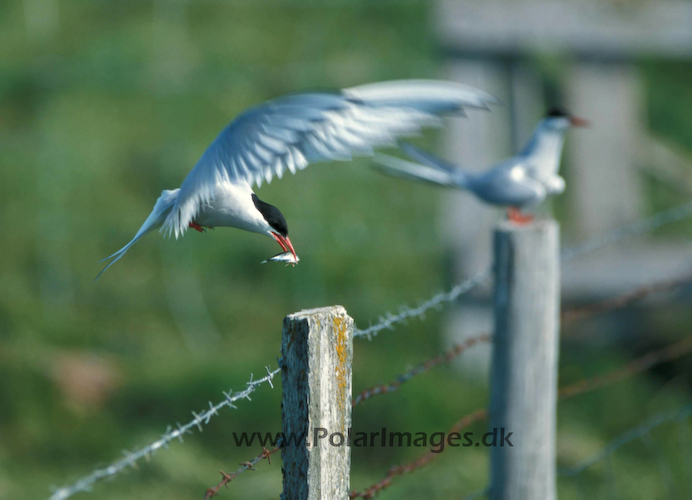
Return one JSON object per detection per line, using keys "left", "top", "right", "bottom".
{"left": 163, "top": 80, "right": 499, "bottom": 238}
{"left": 96, "top": 189, "right": 179, "bottom": 280}
{"left": 399, "top": 142, "right": 459, "bottom": 174}
{"left": 372, "top": 153, "right": 459, "bottom": 187}
{"left": 373, "top": 141, "right": 473, "bottom": 188}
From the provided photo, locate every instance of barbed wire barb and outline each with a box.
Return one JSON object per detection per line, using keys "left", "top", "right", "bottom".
{"left": 48, "top": 367, "right": 281, "bottom": 500}
{"left": 204, "top": 440, "right": 283, "bottom": 499}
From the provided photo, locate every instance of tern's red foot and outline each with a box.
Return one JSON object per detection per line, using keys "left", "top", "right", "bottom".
{"left": 507, "top": 207, "right": 534, "bottom": 225}
{"left": 189, "top": 222, "right": 206, "bottom": 233}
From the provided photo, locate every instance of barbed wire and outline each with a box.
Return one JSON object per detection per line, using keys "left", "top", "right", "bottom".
{"left": 353, "top": 270, "right": 491, "bottom": 339}
{"left": 48, "top": 366, "right": 280, "bottom": 500}
{"left": 561, "top": 200, "right": 692, "bottom": 262}
{"left": 352, "top": 333, "right": 491, "bottom": 406}
{"left": 557, "top": 336, "right": 692, "bottom": 400}
{"left": 196, "top": 273, "right": 691, "bottom": 497}
{"left": 349, "top": 335, "right": 692, "bottom": 498}
{"left": 204, "top": 441, "right": 282, "bottom": 499}
{"left": 349, "top": 408, "right": 489, "bottom": 499}
{"left": 462, "top": 404, "right": 692, "bottom": 499}
{"left": 199, "top": 335, "right": 492, "bottom": 496}
{"left": 560, "top": 404, "right": 692, "bottom": 477}
{"left": 48, "top": 202, "right": 692, "bottom": 499}
{"left": 194, "top": 260, "right": 692, "bottom": 497}
{"left": 354, "top": 200, "right": 692, "bottom": 341}
{"left": 561, "top": 273, "right": 692, "bottom": 326}
{"left": 352, "top": 272, "right": 692, "bottom": 409}
{"left": 347, "top": 268, "right": 692, "bottom": 494}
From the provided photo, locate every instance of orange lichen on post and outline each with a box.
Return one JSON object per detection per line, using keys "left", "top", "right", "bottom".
{"left": 333, "top": 314, "right": 351, "bottom": 432}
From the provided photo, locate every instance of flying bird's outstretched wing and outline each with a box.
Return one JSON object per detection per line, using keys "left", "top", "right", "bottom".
{"left": 372, "top": 153, "right": 459, "bottom": 187}
{"left": 163, "top": 80, "right": 499, "bottom": 238}
{"left": 373, "top": 142, "right": 472, "bottom": 189}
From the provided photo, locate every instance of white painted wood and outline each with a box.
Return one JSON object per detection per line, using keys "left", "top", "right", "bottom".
{"left": 281, "top": 306, "right": 353, "bottom": 500}
{"left": 489, "top": 220, "right": 560, "bottom": 500}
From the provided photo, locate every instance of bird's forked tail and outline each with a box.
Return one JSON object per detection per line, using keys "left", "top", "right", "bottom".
{"left": 96, "top": 189, "right": 180, "bottom": 281}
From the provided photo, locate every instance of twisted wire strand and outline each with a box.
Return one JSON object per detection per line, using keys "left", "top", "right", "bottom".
{"left": 559, "top": 404, "right": 692, "bottom": 477}
{"left": 48, "top": 367, "right": 280, "bottom": 500}
{"left": 352, "top": 333, "right": 491, "bottom": 407}
{"left": 461, "top": 405, "right": 692, "bottom": 499}
{"left": 353, "top": 271, "right": 692, "bottom": 409}
{"left": 355, "top": 200, "right": 692, "bottom": 341}
{"left": 349, "top": 335, "right": 692, "bottom": 498}
{"left": 353, "top": 269, "right": 491, "bottom": 339}
{"left": 561, "top": 274, "right": 692, "bottom": 326}
{"left": 561, "top": 201, "right": 692, "bottom": 262}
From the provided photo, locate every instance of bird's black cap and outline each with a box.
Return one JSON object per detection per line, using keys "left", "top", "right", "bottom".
{"left": 252, "top": 194, "right": 288, "bottom": 236}
{"left": 546, "top": 107, "right": 570, "bottom": 118}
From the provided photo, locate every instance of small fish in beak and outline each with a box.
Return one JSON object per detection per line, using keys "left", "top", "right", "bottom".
{"left": 261, "top": 251, "right": 300, "bottom": 266}
{"left": 270, "top": 231, "right": 297, "bottom": 261}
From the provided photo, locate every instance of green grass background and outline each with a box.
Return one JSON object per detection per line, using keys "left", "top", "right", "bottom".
{"left": 1, "top": 1, "right": 691, "bottom": 498}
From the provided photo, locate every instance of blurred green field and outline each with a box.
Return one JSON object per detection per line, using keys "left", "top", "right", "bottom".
{"left": 1, "top": 1, "right": 691, "bottom": 499}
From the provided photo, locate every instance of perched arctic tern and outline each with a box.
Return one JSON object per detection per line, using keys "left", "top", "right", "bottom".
{"left": 97, "top": 80, "right": 499, "bottom": 279}
{"left": 373, "top": 109, "right": 587, "bottom": 223}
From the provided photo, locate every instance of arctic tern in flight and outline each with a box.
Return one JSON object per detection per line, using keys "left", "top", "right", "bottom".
{"left": 98, "top": 80, "right": 499, "bottom": 279}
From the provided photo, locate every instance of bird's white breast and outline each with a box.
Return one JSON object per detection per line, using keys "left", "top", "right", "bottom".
{"left": 194, "top": 181, "right": 270, "bottom": 235}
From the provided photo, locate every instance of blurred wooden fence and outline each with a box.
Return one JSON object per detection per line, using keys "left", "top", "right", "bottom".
{"left": 280, "top": 220, "right": 561, "bottom": 499}
{"left": 50, "top": 200, "right": 692, "bottom": 500}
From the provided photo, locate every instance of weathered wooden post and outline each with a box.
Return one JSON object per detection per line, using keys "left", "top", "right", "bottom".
{"left": 281, "top": 306, "right": 354, "bottom": 500}
{"left": 489, "top": 220, "right": 560, "bottom": 500}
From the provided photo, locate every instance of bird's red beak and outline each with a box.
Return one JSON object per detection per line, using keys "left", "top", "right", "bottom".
{"left": 271, "top": 232, "right": 297, "bottom": 261}
{"left": 570, "top": 116, "right": 589, "bottom": 127}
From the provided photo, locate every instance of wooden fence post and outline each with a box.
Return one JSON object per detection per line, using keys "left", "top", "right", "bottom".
{"left": 281, "top": 306, "right": 354, "bottom": 500}
{"left": 489, "top": 220, "right": 560, "bottom": 500}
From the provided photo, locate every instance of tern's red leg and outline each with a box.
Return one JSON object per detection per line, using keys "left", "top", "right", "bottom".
{"left": 507, "top": 207, "right": 534, "bottom": 225}
{"left": 189, "top": 222, "right": 206, "bottom": 233}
